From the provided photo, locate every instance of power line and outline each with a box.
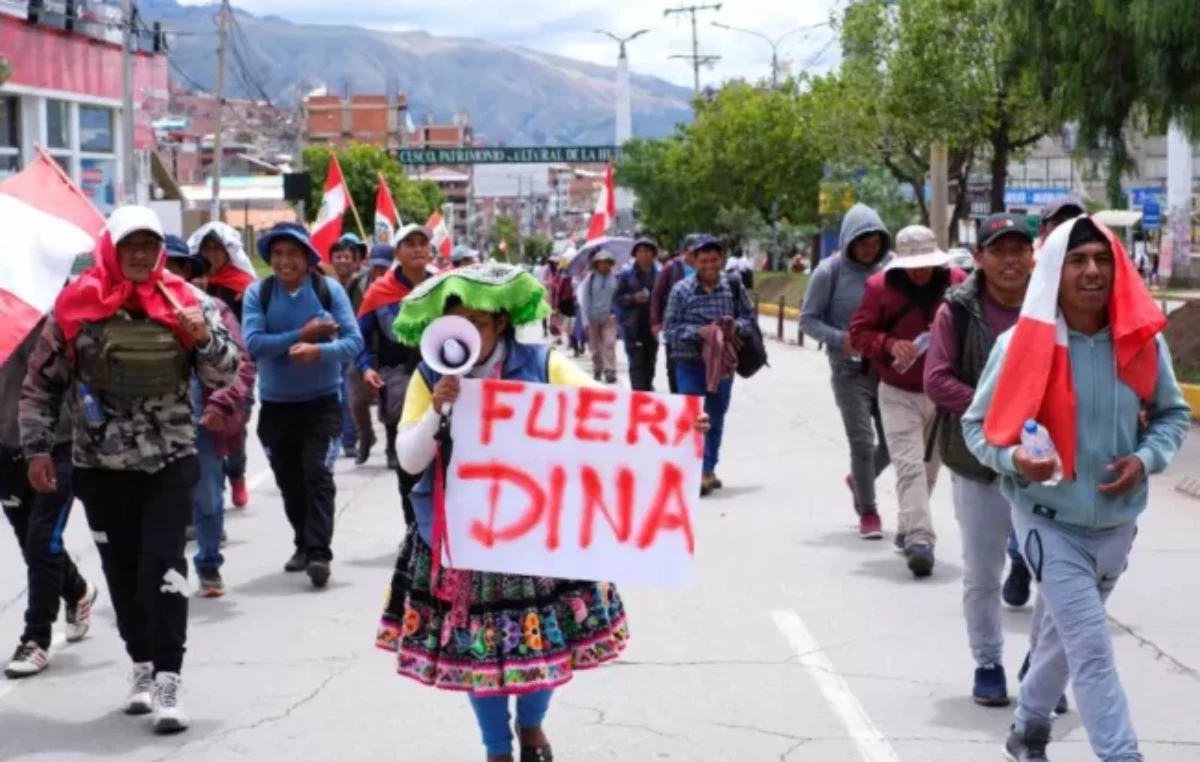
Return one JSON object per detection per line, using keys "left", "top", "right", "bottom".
{"left": 663, "top": 3, "right": 722, "bottom": 96}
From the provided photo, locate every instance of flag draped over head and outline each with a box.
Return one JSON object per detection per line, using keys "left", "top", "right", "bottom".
{"left": 187, "top": 221, "right": 256, "bottom": 295}
{"left": 0, "top": 152, "right": 106, "bottom": 363}
{"left": 310, "top": 154, "right": 351, "bottom": 264}
{"left": 983, "top": 216, "right": 1165, "bottom": 480}
{"left": 585, "top": 163, "right": 616, "bottom": 242}
{"left": 374, "top": 172, "right": 401, "bottom": 245}
{"left": 56, "top": 213, "right": 201, "bottom": 350}
{"left": 427, "top": 209, "right": 453, "bottom": 259}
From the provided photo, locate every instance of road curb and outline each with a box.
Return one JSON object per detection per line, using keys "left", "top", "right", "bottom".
{"left": 758, "top": 303, "right": 801, "bottom": 320}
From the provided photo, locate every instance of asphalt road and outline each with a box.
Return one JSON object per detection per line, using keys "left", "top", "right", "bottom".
{"left": 1, "top": 327, "right": 1198, "bottom": 762}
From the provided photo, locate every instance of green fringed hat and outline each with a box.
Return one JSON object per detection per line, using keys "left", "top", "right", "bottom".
{"left": 393, "top": 263, "right": 552, "bottom": 346}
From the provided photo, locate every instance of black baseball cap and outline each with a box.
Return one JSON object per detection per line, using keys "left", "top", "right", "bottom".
{"left": 690, "top": 234, "right": 724, "bottom": 253}
{"left": 1041, "top": 196, "right": 1085, "bottom": 226}
{"left": 978, "top": 213, "right": 1034, "bottom": 249}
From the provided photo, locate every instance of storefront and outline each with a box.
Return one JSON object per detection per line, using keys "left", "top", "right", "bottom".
{"left": 0, "top": 1, "right": 167, "bottom": 213}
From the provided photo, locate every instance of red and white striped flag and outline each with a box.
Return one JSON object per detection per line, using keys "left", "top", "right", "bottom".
{"left": 310, "top": 154, "right": 352, "bottom": 263}
{"left": 585, "top": 163, "right": 616, "bottom": 242}
{"left": 427, "top": 209, "right": 453, "bottom": 259}
{"left": 374, "top": 172, "right": 401, "bottom": 245}
{"left": 983, "top": 216, "right": 1164, "bottom": 480}
{"left": 0, "top": 152, "right": 105, "bottom": 363}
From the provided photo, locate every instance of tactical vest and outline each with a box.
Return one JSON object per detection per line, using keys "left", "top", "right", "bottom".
{"left": 76, "top": 316, "right": 190, "bottom": 398}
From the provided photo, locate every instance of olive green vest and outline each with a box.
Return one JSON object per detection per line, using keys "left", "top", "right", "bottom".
{"left": 76, "top": 315, "right": 190, "bottom": 398}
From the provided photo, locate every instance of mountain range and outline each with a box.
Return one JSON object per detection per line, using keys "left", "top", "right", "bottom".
{"left": 142, "top": 0, "right": 695, "bottom": 145}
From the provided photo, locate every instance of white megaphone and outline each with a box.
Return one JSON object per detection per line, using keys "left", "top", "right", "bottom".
{"left": 420, "top": 316, "right": 483, "bottom": 413}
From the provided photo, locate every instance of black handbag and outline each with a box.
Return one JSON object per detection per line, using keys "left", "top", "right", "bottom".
{"left": 727, "top": 275, "right": 768, "bottom": 378}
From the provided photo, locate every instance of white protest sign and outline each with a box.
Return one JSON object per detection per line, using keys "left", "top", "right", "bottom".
{"left": 443, "top": 379, "right": 703, "bottom": 587}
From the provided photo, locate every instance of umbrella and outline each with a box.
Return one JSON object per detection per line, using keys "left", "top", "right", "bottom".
{"left": 563, "top": 236, "right": 635, "bottom": 279}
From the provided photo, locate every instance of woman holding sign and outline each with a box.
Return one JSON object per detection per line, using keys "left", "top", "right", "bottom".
{"left": 375, "top": 263, "right": 705, "bottom": 762}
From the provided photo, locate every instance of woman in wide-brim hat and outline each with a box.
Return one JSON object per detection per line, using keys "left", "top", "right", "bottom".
{"left": 374, "top": 263, "right": 702, "bottom": 762}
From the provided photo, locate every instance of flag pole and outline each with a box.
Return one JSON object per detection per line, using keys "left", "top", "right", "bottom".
{"left": 339, "top": 157, "right": 368, "bottom": 242}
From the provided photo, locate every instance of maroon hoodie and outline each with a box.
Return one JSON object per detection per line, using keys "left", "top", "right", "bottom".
{"left": 848, "top": 267, "right": 967, "bottom": 392}
{"left": 202, "top": 299, "right": 257, "bottom": 456}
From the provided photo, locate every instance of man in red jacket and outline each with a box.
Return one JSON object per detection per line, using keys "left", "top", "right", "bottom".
{"left": 849, "top": 225, "right": 967, "bottom": 578}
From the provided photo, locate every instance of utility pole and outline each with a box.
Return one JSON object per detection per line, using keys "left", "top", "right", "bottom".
{"left": 596, "top": 29, "right": 648, "bottom": 217}
{"left": 119, "top": 0, "right": 136, "bottom": 203}
{"left": 711, "top": 23, "right": 818, "bottom": 89}
{"left": 664, "top": 3, "right": 722, "bottom": 96}
{"left": 1167, "top": 121, "right": 1193, "bottom": 285}
{"left": 209, "top": 0, "right": 230, "bottom": 222}
{"left": 930, "top": 142, "right": 950, "bottom": 249}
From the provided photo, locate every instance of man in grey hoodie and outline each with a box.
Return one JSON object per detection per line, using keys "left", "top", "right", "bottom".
{"left": 801, "top": 203, "right": 893, "bottom": 539}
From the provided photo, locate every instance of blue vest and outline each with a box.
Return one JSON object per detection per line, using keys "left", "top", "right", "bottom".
{"left": 410, "top": 339, "right": 552, "bottom": 544}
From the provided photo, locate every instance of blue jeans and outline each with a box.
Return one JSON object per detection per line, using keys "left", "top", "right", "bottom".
{"left": 193, "top": 428, "right": 226, "bottom": 572}
{"left": 1013, "top": 510, "right": 1140, "bottom": 760}
{"left": 1007, "top": 529, "right": 1025, "bottom": 567}
{"left": 224, "top": 447, "right": 246, "bottom": 483}
{"left": 340, "top": 370, "right": 357, "bottom": 448}
{"left": 674, "top": 360, "right": 733, "bottom": 475}
{"left": 468, "top": 689, "right": 553, "bottom": 756}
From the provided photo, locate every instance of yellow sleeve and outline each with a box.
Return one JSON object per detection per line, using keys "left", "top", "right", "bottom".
{"left": 400, "top": 371, "right": 434, "bottom": 426}
{"left": 548, "top": 350, "right": 601, "bottom": 388}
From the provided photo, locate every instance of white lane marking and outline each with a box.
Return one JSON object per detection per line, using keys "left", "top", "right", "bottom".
{"left": 770, "top": 609, "right": 902, "bottom": 762}
{"left": 0, "top": 632, "right": 67, "bottom": 702}
{"left": 246, "top": 468, "right": 274, "bottom": 491}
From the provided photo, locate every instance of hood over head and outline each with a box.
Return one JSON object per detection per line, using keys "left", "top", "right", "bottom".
{"left": 838, "top": 203, "right": 891, "bottom": 264}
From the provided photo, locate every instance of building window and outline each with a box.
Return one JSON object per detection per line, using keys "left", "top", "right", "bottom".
{"left": 79, "top": 106, "right": 115, "bottom": 153}
{"left": 0, "top": 96, "right": 18, "bottom": 149}
{"left": 47, "top": 99, "right": 70, "bottom": 150}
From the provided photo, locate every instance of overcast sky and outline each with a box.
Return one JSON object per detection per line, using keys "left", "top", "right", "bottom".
{"left": 183, "top": 0, "right": 844, "bottom": 89}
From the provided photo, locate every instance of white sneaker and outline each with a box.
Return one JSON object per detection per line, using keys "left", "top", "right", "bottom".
{"left": 65, "top": 583, "right": 99, "bottom": 643}
{"left": 5, "top": 641, "right": 49, "bottom": 679}
{"left": 125, "top": 662, "right": 155, "bottom": 715}
{"left": 151, "top": 672, "right": 189, "bottom": 734}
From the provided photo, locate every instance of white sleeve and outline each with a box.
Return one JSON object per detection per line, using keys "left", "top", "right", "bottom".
{"left": 397, "top": 408, "right": 441, "bottom": 474}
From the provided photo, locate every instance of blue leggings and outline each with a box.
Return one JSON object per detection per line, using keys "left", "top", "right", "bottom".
{"left": 468, "top": 689, "right": 553, "bottom": 757}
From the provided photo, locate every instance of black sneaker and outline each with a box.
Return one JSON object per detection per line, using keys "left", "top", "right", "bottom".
{"left": 284, "top": 550, "right": 307, "bottom": 573}
{"left": 355, "top": 437, "right": 375, "bottom": 466}
{"left": 905, "top": 543, "right": 935, "bottom": 578}
{"left": 386, "top": 450, "right": 400, "bottom": 471}
{"left": 972, "top": 664, "right": 1010, "bottom": 707}
{"left": 604, "top": 371, "right": 618, "bottom": 384}
{"left": 306, "top": 560, "right": 331, "bottom": 589}
{"left": 1002, "top": 721, "right": 1051, "bottom": 761}
{"left": 197, "top": 569, "right": 225, "bottom": 598}
{"left": 1003, "top": 561, "right": 1032, "bottom": 607}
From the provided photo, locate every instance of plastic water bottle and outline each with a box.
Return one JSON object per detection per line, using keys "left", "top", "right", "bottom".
{"left": 893, "top": 331, "right": 933, "bottom": 374}
{"left": 78, "top": 383, "right": 104, "bottom": 427}
{"left": 1019, "top": 419, "right": 1063, "bottom": 486}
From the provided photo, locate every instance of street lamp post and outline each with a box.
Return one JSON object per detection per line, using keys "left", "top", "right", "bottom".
{"left": 710, "top": 22, "right": 820, "bottom": 88}
{"left": 595, "top": 29, "right": 648, "bottom": 218}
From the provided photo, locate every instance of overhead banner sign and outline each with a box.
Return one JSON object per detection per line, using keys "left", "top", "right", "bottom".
{"left": 444, "top": 379, "right": 703, "bottom": 587}
{"left": 394, "top": 146, "right": 620, "bottom": 165}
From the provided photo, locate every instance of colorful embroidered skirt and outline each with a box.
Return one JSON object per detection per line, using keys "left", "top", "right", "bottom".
{"left": 376, "top": 528, "right": 629, "bottom": 696}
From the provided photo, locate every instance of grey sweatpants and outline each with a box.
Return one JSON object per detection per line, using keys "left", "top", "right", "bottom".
{"left": 878, "top": 383, "right": 940, "bottom": 548}
{"left": 952, "top": 475, "right": 1012, "bottom": 667}
{"left": 1013, "top": 510, "right": 1141, "bottom": 761}
{"left": 829, "top": 360, "right": 890, "bottom": 514}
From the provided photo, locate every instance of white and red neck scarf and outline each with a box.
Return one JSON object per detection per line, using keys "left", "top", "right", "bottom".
{"left": 983, "top": 216, "right": 1164, "bottom": 480}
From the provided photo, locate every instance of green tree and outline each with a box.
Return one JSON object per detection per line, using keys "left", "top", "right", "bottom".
{"left": 1011, "top": 0, "right": 1200, "bottom": 205}
{"left": 616, "top": 81, "right": 825, "bottom": 248}
{"left": 486, "top": 215, "right": 521, "bottom": 262}
{"left": 814, "top": 0, "right": 1050, "bottom": 236}
{"left": 300, "top": 144, "right": 444, "bottom": 236}
{"left": 523, "top": 234, "right": 554, "bottom": 262}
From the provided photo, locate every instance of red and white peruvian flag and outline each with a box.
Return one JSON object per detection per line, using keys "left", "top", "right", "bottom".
{"left": 427, "top": 209, "right": 453, "bottom": 259}
{"left": 310, "top": 154, "right": 352, "bottom": 263}
{"left": 0, "top": 153, "right": 105, "bottom": 364}
{"left": 585, "top": 163, "right": 616, "bottom": 242}
{"left": 374, "top": 172, "right": 401, "bottom": 245}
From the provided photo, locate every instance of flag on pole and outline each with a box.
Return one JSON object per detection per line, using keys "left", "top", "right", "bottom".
{"left": 427, "top": 209, "right": 453, "bottom": 259}
{"left": 0, "top": 151, "right": 106, "bottom": 364}
{"left": 585, "top": 163, "right": 616, "bottom": 242}
{"left": 310, "top": 154, "right": 351, "bottom": 263}
{"left": 374, "top": 172, "right": 401, "bottom": 245}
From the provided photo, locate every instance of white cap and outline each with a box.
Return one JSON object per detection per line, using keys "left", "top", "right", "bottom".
{"left": 107, "top": 205, "right": 164, "bottom": 244}
{"left": 394, "top": 223, "right": 432, "bottom": 245}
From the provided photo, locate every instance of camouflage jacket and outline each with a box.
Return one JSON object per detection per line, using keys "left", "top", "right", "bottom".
{"left": 19, "top": 296, "right": 240, "bottom": 473}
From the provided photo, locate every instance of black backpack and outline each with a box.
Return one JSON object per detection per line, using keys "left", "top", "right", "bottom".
{"left": 259, "top": 272, "right": 333, "bottom": 314}
{"left": 726, "top": 274, "right": 768, "bottom": 378}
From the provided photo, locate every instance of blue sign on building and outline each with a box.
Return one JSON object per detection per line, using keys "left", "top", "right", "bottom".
{"left": 1142, "top": 202, "right": 1161, "bottom": 230}
{"left": 1004, "top": 187, "right": 1071, "bottom": 207}
{"left": 1130, "top": 187, "right": 1165, "bottom": 210}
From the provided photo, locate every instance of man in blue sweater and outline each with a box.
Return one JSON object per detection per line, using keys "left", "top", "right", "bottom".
{"left": 242, "top": 223, "right": 364, "bottom": 588}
